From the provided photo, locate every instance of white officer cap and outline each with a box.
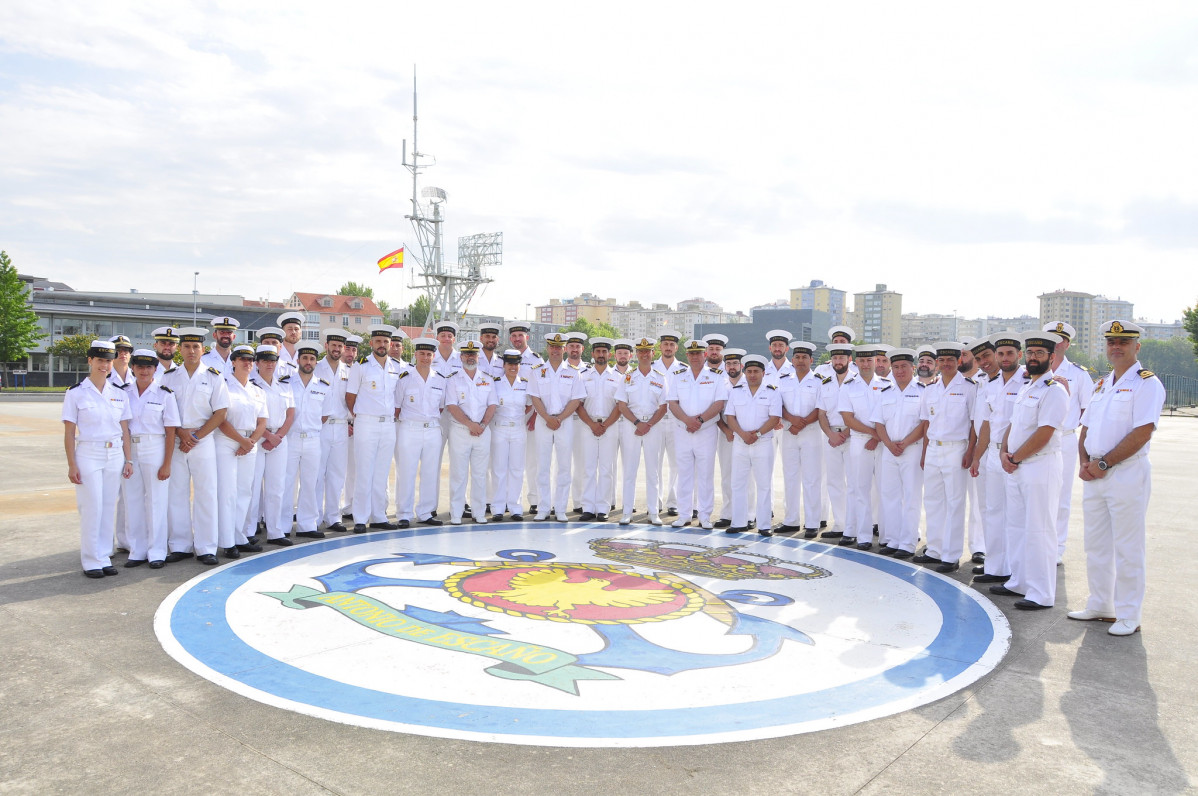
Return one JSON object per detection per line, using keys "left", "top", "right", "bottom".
{"left": 684, "top": 339, "right": 707, "bottom": 354}
{"left": 545, "top": 332, "right": 567, "bottom": 347}
{"left": 742, "top": 354, "right": 768, "bottom": 370}
{"left": 211, "top": 315, "right": 240, "bottom": 330}
{"left": 257, "top": 326, "right": 285, "bottom": 342}
{"left": 789, "top": 340, "right": 816, "bottom": 354}
{"left": 1100, "top": 319, "right": 1143, "bottom": 339}
{"left": 108, "top": 334, "right": 134, "bottom": 350}
{"left": 613, "top": 338, "right": 634, "bottom": 351}
{"left": 765, "top": 329, "right": 792, "bottom": 344}
{"left": 413, "top": 337, "right": 437, "bottom": 352}
{"left": 177, "top": 327, "right": 208, "bottom": 343}
{"left": 888, "top": 348, "right": 917, "bottom": 363}
{"left": 828, "top": 325, "right": 855, "bottom": 342}
{"left": 277, "top": 311, "right": 304, "bottom": 328}
{"left": 367, "top": 324, "right": 396, "bottom": 339}
{"left": 458, "top": 339, "right": 482, "bottom": 353}
{"left": 658, "top": 329, "right": 681, "bottom": 343}
{"left": 1043, "top": 321, "right": 1077, "bottom": 340}
{"left": 88, "top": 340, "right": 117, "bottom": 359}
{"left": 322, "top": 328, "right": 348, "bottom": 343}
{"left": 634, "top": 337, "right": 656, "bottom": 350}
{"left": 589, "top": 337, "right": 614, "bottom": 349}
{"left": 255, "top": 344, "right": 279, "bottom": 360}
{"left": 565, "top": 331, "right": 588, "bottom": 344}
{"left": 702, "top": 333, "right": 729, "bottom": 347}
{"left": 130, "top": 349, "right": 158, "bottom": 366}
{"left": 433, "top": 319, "right": 459, "bottom": 336}
{"left": 152, "top": 326, "right": 180, "bottom": 342}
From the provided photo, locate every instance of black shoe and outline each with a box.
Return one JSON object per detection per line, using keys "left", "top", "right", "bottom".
{"left": 935, "top": 562, "right": 960, "bottom": 573}
{"left": 369, "top": 522, "right": 399, "bottom": 531}
{"left": 421, "top": 517, "right": 444, "bottom": 526}
{"left": 578, "top": 512, "right": 596, "bottom": 521}
{"left": 326, "top": 522, "right": 348, "bottom": 533}
{"left": 727, "top": 526, "right": 748, "bottom": 534}
{"left": 491, "top": 511, "right": 505, "bottom": 521}
{"left": 972, "top": 565, "right": 985, "bottom": 575}
{"left": 237, "top": 542, "right": 263, "bottom": 552}
{"left": 973, "top": 573, "right": 1010, "bottom": 584}
{"left": 667, "top": 508, "right": 678, "bottom": 516}
{"left": 803, "top": 528, "right": 819, "bottom": 539}
{"left": 758, "top": 528, "right": 774, "bottom": 537}
{"left": 164, "top": 552, "right": 193, "bottom": 564}
{"left": 692, "top": 510, "right": 699, "bottom": 519}
{"left": 856, "top": 542, "right": 872, "bottom": 551}
{"left": 877, "top": 546, "right": 897, "bottom": 556}
{"left": 486, "top": 504, "right": 492, "bottom": 515}
{"left": 124, "top": 558, "right": 147, "bottom": 568}
{"left": 777, "top": 525, "right": 800, "bottom": 533}
{"left": 714, "top": 519, "right": 732, "bottom": 528}
{"left": 256, "top": 520, "right": 267, "bottom": 534}
{"left": 747, "top": 519, "right": 756, "bottom": 529}
{"left": 838, "top": 537, "right": 856, "bottom": 547}
{"left": 529, "top": 504, "right": 538, "bottom": 513}
{"left": 223, "top": 547, "right": 241, "bottom": 559}
{"left": 574, "top": 506, "right": 583, "bottom": 514}
{"left": 594, "top": 513, "right": 607, "bottom": 522}
{"left": 148, "top": 560, "right": 165, "bottom": 569}
{"left": 342, "top": 512, "right": 353, "bottom": 521}
{"left": 296, "top": 530, "right": 325, "bottom": 538}
{"left": 196, "top": 554, "right": 219, "bottom": 565}
{"left": 352, "top": 524, "right": 368, "bottom": 534}
{"left": 820, "top": 520, "right": 827, "bottom": 529}
{"left": 100, "top": 565, "right": 118, "bottom": 576}
{"left": 510, "top": 514, "right": 523, "bottom": 522}
{"left": 912, "top": 554, "right": 940, "bottom": 564}
{"left": 989, "top": 585, "right": 1024, "bottom": 597}
{"left": 84, "top": 569, "right": 104, "bottom": 579}
{"left": 398, "top": 519, "right": 410, "bottom": 529}
{"left": 1015, "top": 599, "right": 1051, "bottom": 611}
{"left": 821, "top": 530, "right": 843, "bottom": 539}
{"left": 872, "top": 523, "right": 879, "bottom": 536}
{"left": 267, "top": 538, "right": 293, "bottom": 547}
{"left": 972, "top": 552, "right": 986, "bottom": 564}
{"left": 893, "top": 549, "right": 914, "bottom": 559}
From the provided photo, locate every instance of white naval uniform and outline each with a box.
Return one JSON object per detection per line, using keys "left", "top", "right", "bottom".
{"left": 446, "top": 368, "right": 497, "bottom": 523}
{"left": 717, "top": 373, "right": 752, "bottom": 523}
{"left": 568, "top": 360, "right": 593, "bottom": 511}
{"left": 63, "top": 378, "right": 131, "bottom": 571}
{"left": 517, "top": 348, "right": 545, "bottom": 509}
{"left": 1079, "top": 362, "right": 1164, "bottom": 625}
{"left": 125, "top": 380, "right": 181, "bottom": 562}
{"left": 105, "top": 367, "right": 134, "bottom": 552}
{"left": 652, "top": 358, "right": 682, "bottom": 512}
{"left": 871, "top": 378, "right": 925, "bottom": 553}
{"left": 528, "top": 360, "right": 587, "bottom": 519}
{"left": 614, "top": 366, "right": 668, "bottom": 521}
{"left": 666, "top": 365, "right": 729, "bottom": 525}
{"left": 576, "top": 364, "right": 622, "bottom": 515}
{"left": 1050, "top": 355, "right": 1094, "bottom": 557}
{"left": 285, "top": 372, "right": 332, "bottom": 533}
{"left": 920, "top": 371, "right": 977, "bottom": 564}
{"left": 200, "top": 348, "right": 235, "bottom": 379}
{"left": 817, "top": 372, "right": 850, "bottom": 535}
{"left": 216, "top": 376, "right": 267, "bottom": 549}
{"left": 1003, "top": 374, "right": 1067, "bottom": 606}
{"left": 490, "top": 374, "right": 530, "bottom": 515}
{"left": 964, "top": 370, "right": 989, "bottom": 558}
{"left": 837, "top": 373, "right": 891, "bottom": 542}
{"left": 246, "top": 373, "right": 294, "bottom": 541}
{"left": 975, "top": 367, "right": 1025, "bottom": 576}
{"left": 315, "top": 357, "right": 351, "bottom": 526}
{"left": 725, "top": 380, "right": 782, "bottom": 530}
{"left": 777, "top": 369, "right": 824, "bottom": 530}
{"left": 347, "top": 355, "right": 401, "bottom": 525}
{"left": 395, "top": 368, "right": 448, "bottom": 522}
{"left": 161, "top": 364, "right": 229, "bottom": 557}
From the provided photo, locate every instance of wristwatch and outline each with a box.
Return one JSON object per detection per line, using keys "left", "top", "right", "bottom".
{"left": 1097, "top": 457, "right": 1110, "bottom": 471}
{"left": 754, "top": 430, "right": 762, "bottom": 439}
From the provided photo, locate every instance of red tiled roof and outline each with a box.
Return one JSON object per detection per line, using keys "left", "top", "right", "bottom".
{"left": 243, "top": 299, "right": 287, "bottom": 308}
{"left": 289, "top": 292, "right": 383, "bottom": 316}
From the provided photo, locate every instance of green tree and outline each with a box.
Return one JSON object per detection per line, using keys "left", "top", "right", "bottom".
{"left": 337, "top": 281, "right": 374, "bottom": 298}
{"left": 559, "top": 318, "right": 622, "bottom": 360}
{"left": 0, "top": 251, "right": 47, "bottom": 380}
{"left": 408, "top": 295, "right": 430, "bottom": 328}
{"left": 1183, "top": 300, "right": 1198, "bottom": 359}
{"left": 1136, "top": 337, "right": 1198, "bottom": 379}
{"left": 46, "top": 334, "right": 96, "bottom": 369}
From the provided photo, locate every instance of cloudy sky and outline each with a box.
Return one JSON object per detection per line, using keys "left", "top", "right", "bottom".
{"left": 2, "top": 2, "right": 1196, "bottom": 324}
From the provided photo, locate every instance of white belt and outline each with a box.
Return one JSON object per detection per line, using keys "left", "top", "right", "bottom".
{"left": 493, "top": 420, "right": 519, "bottom": 427}
{"left": 1061, "top": 427, "right": 1077, "bottom": 435}
{"left": 355, "top": 414, "right": 394, "bottom": 423}
{"left": 130, "top": 434, "right": 164, "bottom": 443}
{"left": 77, "top": 439, "right": 121, "bottom": 448}
{"left": 1089, "top": 452, "right": 1146, "bottom": 466}
{"left": 403, "top": 420, "right": 439, "bottom": 428}
{"left": 993, "top": 442, "right": 1003, "bottom": 450}
{"left": 295, "top": 431, "right": 318, "bottom": 439}
{"left": 828, "top": 425, "right": 847, "bottom": 432}
{"left": 238, "top": 429, "right": 255, "bottom": 437}
{"left": 324, "top": 418, "right": 349, "bottom": 424}
{"left": 930, "top": 439, "right": 967, "bottom": 447}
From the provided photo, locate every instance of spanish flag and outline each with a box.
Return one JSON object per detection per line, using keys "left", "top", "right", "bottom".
{"left": 378, "top": 247, "right": 404, "bottom": 272}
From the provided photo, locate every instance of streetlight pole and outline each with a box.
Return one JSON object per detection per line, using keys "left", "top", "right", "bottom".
{"left": 192, "top": 272, "right": 199, "bottom": 324}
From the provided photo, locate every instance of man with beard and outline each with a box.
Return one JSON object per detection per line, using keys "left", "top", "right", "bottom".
{"left": 277, "top": 311, "right": 305, "bottom": 369}
{"left": 815, "top": 326, "right": 858, "bottom": 380}
{"left": 612, "top": 339, "right": 633, "bottom": 375}
{"left": 575, "top": 338, "right": 622, "bottom": 521}
{"left": 345, "top": 326, "right": 402, "bottom": 533}
{"left": 916, "top": 342, "right": 977, "bottom": 573}
{"left": 872, "top": 349, "right": 925, "bottom": 557}
{"left": 763, "top": 329, "right": 795, "bottom": 383}
{"left": 703, "top": 334, "right": 728, "bottom": 371}
{"left": 653, "top": 330, "right": 683, "bottom": 517}
{"left": 964, "top": 336, "right": 999, "bottom": 566}
{"left": 283, "top": 344, "right": 330, "bottom": 541}
{"left": 565, "top": 331, "right": 591, "bottom": 512}
{"left": 339, "top": 334, "right": 362, "bottom": 521}
{"left": 1043, "top": 321, "right": 1094, "bottom": 564}
{"left": 507, "top": 322, "right": 543, "bottom": 513}
{"left": 724, "top": 355, "right": 781, "bottom": 537}
{"left": 916, "top": 346, "right": 938, "bottom": 385}
{"left": 529, "top": 333, "right": 585, "bottom": 522}
{"left": 777, "top": 341, "right": 824, "bottom": 537}
{"left": 993, "top": 331, "right": 1067, "bottom": 611}
{"left": 477, "top": 322, "right": 505, "bottom": 379}
{"left": 715, "top": 348, "right": 748, "bottom": 528}
{"left": 388, "top": 329, "right": 409, "bottom": 367}
{"left": 970, "top": 332, "right": 1025, "bottom": 584}
{"left": 816, "top": 342, "right": 853, "bottom": 541}
{"left": 615, "top": 338, "right": 669, "bottom": 526}
{"left": 873, "top": 345, "right": 892, "bottom": 379}
{"left": 666, "top": 340, "right": 728, "bottom": 530}
{"left": 152, "top": 327, "right": 180, "bottom": 379}
{"left": 201, "top": 316, "right": 239, "bottom": 378}
{"left": 395, "top": 338, "right": 448, "bottom": 527}
{"left": 316, "top": 329, "right": 352, "bottom": 533}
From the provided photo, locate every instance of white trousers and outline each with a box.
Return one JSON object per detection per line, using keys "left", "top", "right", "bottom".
{"left": 214, "top": 435, "right": 257, "bottom": 550}
{"left": 823, "top": 437, "right": 849, "bottom": 534}
{"left": 319, "top": 421, "right": 349, "bottom": 525}
{"left": 571, "top": 419, "right": 587, "bottom": 510}
{"left": 578, "top": 423, "right": 620, "bottom": 514}
{"left": 341, "top": 431, "right": 356, "bottom": 515}
{"left": 981, "top": 448, "right": 1011, "bottom": 576}
{"left": 535, "top": 417, "right": 575, "bottom": 517}
{"left": 1082, "top": 455, "right": 1150, "bottom": 624}
{"left": 125, "top": 435, "right": 169, "bottom": 562}
{"left": 397, "top": 421, "right": 444, "bottom": 521}
{"left": 525, "top": 422, "right": 540, "bottom": 508}
{"left": 674, "top": 424, "right": 718, "bottom": 523}
{"left": 74, "top": 441, "right": 123, "bottom": 570}
{"left": 449, "top": 423, "right": 491, "bottom": 522}
{"left": 285, "top": 431, "right": 322, "bottom": 532}
{"left": 878, "top": 444, "right": 923, "bottom": 552}
{"left": 618, "top": 420, "right": 663, "bottom": 519}
{"left": 718, "top": 431, "right": 753, "bottom": 521}
{"left": 489, "top": 421, "right": 526, "bottom": 514}
{"left": 247, "top": 437, "right": 290, "bottom": 540}
{"left": 1005, "top": 451, "right": 1062, "bottom": 606}
{"left": 657, "top": 420, "right": 679, "bottom": 511}
{"left": 847, "top": 435, "right": 880, "bottom": 541}
{"left": 731, "top": 436, "right": 774, "bottom": 529}
{"left": 168, "top": 435, "right": 219, "bottom": 556}
{"left": 352, "top": 417, "right": 395, "bottom": 525}
{"left": 780, "top": 425, "right": 823, "bottom": 529}
{"left": 922, "top": 441, "right": 969, "bottom": 563}
{"left": 1056, "top": 428, "right": 1079, "bottom": 557}
{"left": 966, "top": 455, "right": 986, "bottom": 555}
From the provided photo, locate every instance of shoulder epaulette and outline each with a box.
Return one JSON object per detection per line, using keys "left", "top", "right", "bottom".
{"left": 390, "top": 357, "right": 402, "bottom": 364}
{"left": 279, "top": 375, "right": 291, "bottom": 383}
{"left": 1139, "top": 368, "right": 1154, "bottom": 379}
{"left": 778, "top": 372, "right": 791, "bottom": 379}
{"left": 766, "top": 383, "right": 778, "bottom": 390}
{"left": 398, "top": 370, "right": 409, "bottom": 379}
{"left": 881, "top": 384, "right": 892, "bottom": 392}
{"left": 114, "top": 381, "right": 129, "bottom": 389}
{"left": 962, "top": 376, "right": 975, "bottom": 385}
{"left": 673, "top": 366, "right": 687, "bottom": 375}
{"left": 731, "top": 382, "right": 744, "bottom": 389}
{"left": 820, "top": 375, "right": 832, "bottom": 384}
{"left": 164, "top": 367, "right": 177, "bottom": 375}
{"left": 710, "top": 367, "right": 723, "bottom": 375}
{"left": 159, "top": 385, "right": 173, "bottom": 393}
{"left": 1044, "top": 378, "right": 1055, "bottom": 386}
{"left": 916, "top": 381, "right": 926, "bottom": 388}
{"left": 318, "top": 378, "right": 330, "bottom": 386}
{"left": 844, "top": 376, "right": 857, "bottom": 385}
{"left": 69, "top": 381, "right": 82, "bottom": 390}
{"left": 493, "top": 375, "right": 502, "bottom": 382}
{"left": 207, "top": 367, "right": 220, "bottom": 375}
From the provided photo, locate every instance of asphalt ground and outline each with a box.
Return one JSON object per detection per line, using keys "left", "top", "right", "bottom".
{"left": 0, "top": 400, "right": 1194, "bottom": 795}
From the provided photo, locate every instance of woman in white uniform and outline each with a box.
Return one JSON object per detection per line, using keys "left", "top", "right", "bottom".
{"left": 216, "top": 345, "right": 268, "bottom": 559}
{"left": 123, "top": 348, "right": 181, "bottom": 568}
{"left": 62, "top": 340, "right": 133, "bottom": 578}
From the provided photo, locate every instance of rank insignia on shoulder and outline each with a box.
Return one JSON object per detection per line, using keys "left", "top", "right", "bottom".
{"left": 493, "top": 375, "right": 502, "bottom": 382}
{"left": 398, "top": 371, "right": 409, "bottom": 379}
{"left": 820, "top": 375, "right": 832, "bottom": 384}
{"left": 963, "top": 376, "right": 975, "bottom": 385}
{"left": 318, "top": 378, "right": 330, "bottom": 386}
{"left": 881, "top": 384, "right": 892, "bottom": 391}
{"left": 115, "top": 381, "right": 129, "bottom": 388}
{"left": 390, "top": 357, "right": 403, "bottom": 364}
{"left": 207, "top": 367, "right": 220, "bottom": 375}
{"left": 164, "top": 367, "right": 177, "bottom": 374}
{"left": 1044, "top": 378, "right": 1055, "bottom": 386}
{"left": 731, "top": 383, "right": 744, "bottom": 389}
{"left": 1139, "top": 369, "right": 1154, "bottom": 378}
{"left": 916, "top": 382, "right": 926, "bottom": 388}
{"left": 160, "top": 385, "right": 173, "bottom": 393}
{"left": 767, "top": 384, "right": 778, "bottom": 390}
{"left": 710, "top": 367, "right": 723, "bottom": 375}
{"left": 69, "top": 381, "right": 82, "bottom": 390}
{"left": 674, "top": 366, "right": 687, "bottom": 375}
{"left": 279, "top": 375, "right": 290, "bottom": 383}
{"left": 779, "top": 373, "right": 791, "bottom": 379}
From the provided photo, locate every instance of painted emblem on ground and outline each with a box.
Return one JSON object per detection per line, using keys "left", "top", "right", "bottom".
{"left": 155, "top": 525, "right": 1010, "bottom": 747}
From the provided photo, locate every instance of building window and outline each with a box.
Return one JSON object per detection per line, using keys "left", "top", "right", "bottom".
{"left": 354, "top": 316, "right": 362, "bottom": 324}
{"left": 343, "top": 315, "right": 349, "bottom": 326}
{"left": 328, "top": 314, "right": 337, "bottom": 323}
{"left": 304, "top": 330, "right": 320, "bottom": 340}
